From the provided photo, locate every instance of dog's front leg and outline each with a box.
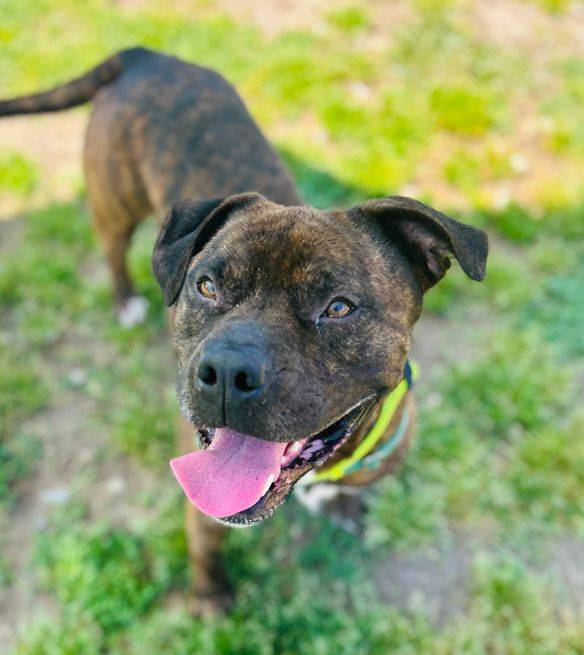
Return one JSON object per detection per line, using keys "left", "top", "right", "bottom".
{"left": 184, "top": 501, "right": 230, "bottom": 616}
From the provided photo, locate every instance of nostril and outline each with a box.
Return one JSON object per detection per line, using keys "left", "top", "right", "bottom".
{"left": 234, "top": 370, "right": 258, "bottom": 393}
{"left": 198, "top": 363, "right": 217, "bottom": 386}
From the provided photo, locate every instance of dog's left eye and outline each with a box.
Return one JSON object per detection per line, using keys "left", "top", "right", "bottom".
{"left": 322, "top": 297, "right": 355, "bottom": 319}
{"left": 197, "top": 277, "right": 217, "bottom": 300}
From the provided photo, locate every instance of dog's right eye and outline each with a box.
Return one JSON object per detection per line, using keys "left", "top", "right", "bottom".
{"left": 322, "top": 297, "right": 355, "bottom": 319}
{"left": 197, "top": 277, "right": 217, "bottom": 300}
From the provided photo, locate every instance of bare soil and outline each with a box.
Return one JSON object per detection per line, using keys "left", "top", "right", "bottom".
{"left": 0, "top": 111, "right": 86, "bottom": 220}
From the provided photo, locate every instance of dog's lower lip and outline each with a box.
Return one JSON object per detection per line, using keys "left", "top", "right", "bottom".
{"left": 194, "top": 396, "right": 374, "bottom": 523}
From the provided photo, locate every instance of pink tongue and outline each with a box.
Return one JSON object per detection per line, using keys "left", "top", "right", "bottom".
{"left": 170, "top": 428, "right": 287, "bottom": 518}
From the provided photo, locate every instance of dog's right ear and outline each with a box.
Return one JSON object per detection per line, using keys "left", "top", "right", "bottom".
{"left": 152, "top": 192, "right": 265, "bottom": 306}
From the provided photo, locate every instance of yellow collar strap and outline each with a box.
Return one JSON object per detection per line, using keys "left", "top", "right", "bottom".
{"left": 312, "top": 360, "right": 418, "bottom": 483}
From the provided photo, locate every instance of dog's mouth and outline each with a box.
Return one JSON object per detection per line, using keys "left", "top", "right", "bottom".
{"left": 170, "top": 397, "right": 374, "bottom": 526}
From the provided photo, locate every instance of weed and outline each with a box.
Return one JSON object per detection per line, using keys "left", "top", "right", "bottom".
{"left": 327, "top": 6, "right": 370, "bottom": 33}
{"left": 0, "top": 151, "right": 38, "bottom": 198}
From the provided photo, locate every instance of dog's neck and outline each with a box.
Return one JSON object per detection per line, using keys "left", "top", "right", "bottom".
{"left": 311, "top": 362, "right": 416, "bottom": 485}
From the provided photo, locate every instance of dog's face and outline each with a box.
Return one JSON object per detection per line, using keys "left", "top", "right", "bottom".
{"left": 153, "top": 193, "right": 487, "bottom": 525}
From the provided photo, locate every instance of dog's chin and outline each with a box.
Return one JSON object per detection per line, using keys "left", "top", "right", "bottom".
{"left": 192, "top": 396, "right": 375, "bottom": 527}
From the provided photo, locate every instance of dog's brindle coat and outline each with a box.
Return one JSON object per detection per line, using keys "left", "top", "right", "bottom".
{"left": 0, "top": 47, "right": 488, "bottom": 613}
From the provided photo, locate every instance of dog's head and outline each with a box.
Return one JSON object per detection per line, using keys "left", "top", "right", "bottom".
{"left": 152, "top": 193, "right": 487, "bottom": 525}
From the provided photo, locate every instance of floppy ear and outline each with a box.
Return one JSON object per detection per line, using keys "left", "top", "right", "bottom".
{"left": 349, "top": 196, "right": 488, "bottom": 291}
{"left": 152, "top": 192, "right": 265, "bottom": 306}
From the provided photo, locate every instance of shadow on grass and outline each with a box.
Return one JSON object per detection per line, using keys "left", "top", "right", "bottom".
{"left": 280, "top": 148, "right": 371, "bottom": 208}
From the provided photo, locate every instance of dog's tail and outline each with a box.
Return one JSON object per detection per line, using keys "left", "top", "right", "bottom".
{"left": 0, "top": 49, "right": 139, "bottom": 117}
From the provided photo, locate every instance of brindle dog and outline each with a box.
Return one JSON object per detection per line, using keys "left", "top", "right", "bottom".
{"left": 0, "top": 47, "right": 488, "bottom": 614}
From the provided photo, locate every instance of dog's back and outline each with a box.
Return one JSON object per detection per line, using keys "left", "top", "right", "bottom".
{"left": 0, "top": 47, "right": 299, "bottom": 215}
{"left": 0, "top": 48, "right": 300, "bottom": 319}
{"left": 83, "top": 48, "right": 300, "bottom": 215}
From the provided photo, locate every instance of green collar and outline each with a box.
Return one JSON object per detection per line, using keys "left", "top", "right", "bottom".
{"left": 311, "top": 360, "right": 417, "bottom": 483}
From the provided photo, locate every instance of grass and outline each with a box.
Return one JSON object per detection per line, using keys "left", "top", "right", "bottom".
{"left": 0, "top": 344, "right": 48, "bottom": 437}
{"left": 0, "top": 151, "right": 38, "bottom": 198}
{"left": 0, "top": 0, "right": 583, "bottom": 653}
{"left": 326, "top": 5, "right": 371, "bottom": 33}
{"left": 430, "top": 84, "right": 501, "bottom": 136}
{"left": 17, "top": 504, "right": 584, "bottom": 654}
{"left": 93, "top": 342, "right": 176, "bottom": 468}
{"left": 533, "top": 0, "right": 573, "bottom": 14}
{"left": 35, "top": 503, "right": 185, "bottom": 636}
{"left": 523, "top": 255, "right": 584, "bottom": 359}
{"left": 0, "top": 200, "right": 98, "bottom": 345}
{"left": 0, "top": 342, "right": 47, "bottom": 504}
{"left": 368, "top": 329, "right": 579, "bottom": 549}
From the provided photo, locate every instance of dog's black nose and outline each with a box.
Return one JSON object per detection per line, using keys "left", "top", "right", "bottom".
{"left": 195, "top": 346, "right": 264, "bottom": 403}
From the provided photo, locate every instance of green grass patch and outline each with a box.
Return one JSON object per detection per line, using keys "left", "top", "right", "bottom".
{"left": 13, "top": 614, "right": 102, "bottom": 655}
{"left": 476, "top": 200, "right": 584, "bottom": 245}
{"left": 439, "top": 330, "right": 569, "bottom": 437}
{"left": 0, "top": 201, "right": 99, "bottom": 345}
{"left": 448, "top": 554, "right": 583, "bottom": 654}
{"left": 33, "top": 499, "right": 186, "bottom": 637}
{"left": 0, "top": 151, "right": 39, "bottom": 198}
{"left": 424, "top": 245, "right": 537, "bottom": 316}
{"left": 0, "top": 343, "right": 48, "bottom": 438}
{"left": 368, "top": 329, "right": 574, "bottom": 548}
{"left": 523, "top": 255, "right": 584, "bottom": 359}
{"left": 282, "top": 149, "right": 368, "bottom": 208}
{"left": 430, "top": 85, "right": 500, "bottom": 136}
{"left": 24, "top": 500, "right": 408, "bottom": 655}
{"left": 443, "top": 149, "right": 482, "bottom": 193}
{"left": 0, "top": 431, "right": 41, "bottom": 506}
{"left": 541, "top": 58, "right": 584, "bottom": 156}
{"left": 93, "top": 344, "right": 176, "bottom": 468}
{"left": 0, "top": 341, "right": 47, "bottom": 504}
{"left": 18, "top": 506, "right": 584, "bottom": 655}
{"left": 443, "top": 145, "right": 515, "bottom": 194}
{"left": 425, "top": 202, "right": 584, "bottom": 318}
{"left": 475, "top": 203, "right": 541, "bottom": 243}
{"left": 326, "top": 5, "right": 370, "bottom": 33}
{"left": 500, "top": 412, "right": 584, "bottom": 529}
{"left": 531, "top": 0, "right": 572, "bottom": 13}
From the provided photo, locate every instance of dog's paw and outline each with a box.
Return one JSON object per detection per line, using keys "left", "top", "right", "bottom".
{"left": 295, "top": 480, "right": 345, "bottom": 515}
{"left": 327, "top": 490, "right": 368, "bottom": 535}
{"left": 117, "top": 295, "right": 149, "bottom": 328}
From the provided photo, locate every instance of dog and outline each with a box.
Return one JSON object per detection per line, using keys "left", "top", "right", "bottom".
{"left": 0, "top": 47, "right": 488, "bottom": 614}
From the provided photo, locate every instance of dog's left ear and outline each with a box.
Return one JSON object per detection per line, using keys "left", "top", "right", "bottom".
{"left": 152, "top": 192, "right": 265, "bottom": 306}
{"left": 349, "top": 196, "right": 488, "bottom": 292}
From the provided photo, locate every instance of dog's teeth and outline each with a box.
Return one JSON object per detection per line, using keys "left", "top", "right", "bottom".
{"left": 281, "top": 439, "right": 306, "bottom": 466}
{"left": 262, "top": 474, "right": 275, "bottom": 496}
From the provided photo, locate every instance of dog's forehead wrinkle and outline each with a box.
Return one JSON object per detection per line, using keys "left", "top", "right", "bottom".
{"left": 230, "top": 205, "right": 361, "bottom": 255}
{"left": 207, "top": 209, "right": 378, "bottom": 298}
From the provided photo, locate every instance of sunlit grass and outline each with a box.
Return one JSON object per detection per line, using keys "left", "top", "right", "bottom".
{"left": 0, "top": 151, "right": 39, "bottom": 198}
{"left": 0, "top": 342, "right": 47, "bottom": 504}
{"left": 0, "top": 0, "right": 578, "bottom": 216}
{"left": 18, "top": 501, "right": 584, "bottom": 654}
